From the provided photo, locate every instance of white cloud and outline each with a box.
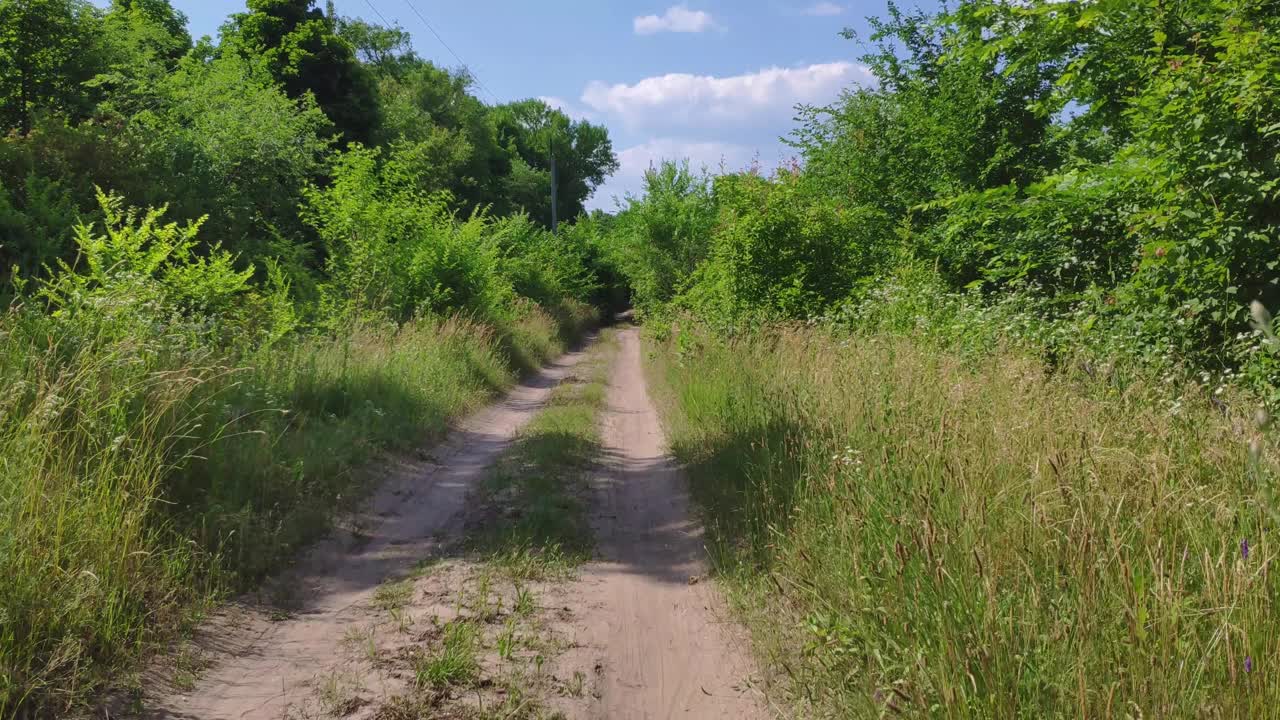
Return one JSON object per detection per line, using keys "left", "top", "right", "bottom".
{"left": 589, "top": 138, "right": 811, "bottom": 212}
{"left": 803, "top": 2, "right": 845, "bottom": 15}
{"left": 633, "top": 6, "right": 718, "bottom": 35}
{"left": 619, "top": 138, "right": 756, "bottom": 179}
{"left": 589, "top": 139, "right": 756, "bottom": 211}
{"left": 581, "top": 62, "right": 874, "bottom": 130}
{"left": 536, "top": 96, "right": 594, "bottom": 122}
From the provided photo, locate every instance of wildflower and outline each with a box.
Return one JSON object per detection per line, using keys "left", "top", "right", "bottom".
{"left": 1245, "top": 656, "right": 1253, "bottom": 674}
{"left": 1242, "top": 538, "right": 1250, "bottom": 561}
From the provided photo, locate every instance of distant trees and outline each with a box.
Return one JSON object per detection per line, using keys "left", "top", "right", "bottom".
{"left": 0, "top": 0, "right": 619, "bottom": 288}
{"left": 493, "top": 99, "right": 620, "bottom": 227}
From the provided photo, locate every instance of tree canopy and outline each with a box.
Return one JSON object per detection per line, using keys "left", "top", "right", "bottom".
{"left": 0, "top": 0, "right": 619, "bottom": 283}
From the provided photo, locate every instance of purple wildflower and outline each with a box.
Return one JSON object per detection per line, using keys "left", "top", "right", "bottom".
{"left": 1242, "top": 538, "right": 1250, "bottom": 561}
{"left": 1245, "top": 656, "right": 1253, "bottom": 674}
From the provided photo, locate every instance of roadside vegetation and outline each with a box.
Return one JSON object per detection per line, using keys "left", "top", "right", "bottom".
{"left": 592, "top": 0, "right": 1280, "bottom": 716}
{"left": 8, "top": 0, "right": 1280, "bottom": 716}
{"left": 651, "top": 325, "right": 1277, "bottom": 717}
{"left": 0, "top": 0, "right": 622, "bottom": 714}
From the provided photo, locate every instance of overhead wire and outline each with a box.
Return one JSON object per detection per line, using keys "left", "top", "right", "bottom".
{"left": 397, "top": 0, "right": 500, "bottom": 103}
{"left": 359, "top": 0, "right": 397, "bottom": 32}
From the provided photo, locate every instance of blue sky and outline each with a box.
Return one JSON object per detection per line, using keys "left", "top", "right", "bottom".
{"left": 154, "top": 1, "right": 919, "bottom": 210}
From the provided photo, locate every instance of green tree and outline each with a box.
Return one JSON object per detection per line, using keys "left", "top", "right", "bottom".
{"left": 101, "top": 0, "right": 191, "bottom": 67}
{"left": 604, "top": 161, "right": 717, "bottom": 312}
{"left": 336, "top": 16, "right": 416, "bottom": 77}
{"left": 493, "top": 99, "right": 619, "bottom": 227}
{"left": 0, "top": 0, "right": 104, "bottom": 134}
{"left": 124, "top": 49, "right": 333, "bottom": 267}
{"left": 223, "top": 0, "right": 379, "bottom": 144}
{"left": 376, "top": 62, "right": 509, "bottom": 210}
{"left": 91, "top": 0, "right": 193, "bottom": 117}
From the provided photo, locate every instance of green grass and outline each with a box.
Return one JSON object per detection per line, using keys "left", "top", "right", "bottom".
{"left": 648, "top": 322, "right": 1280, "bottom": 719}
{"left": 373, "top": 579, "right": 416, "bottom": 613}
{"left": 0, "top": 302, "right": 596, "bottom": 716}
{"left": 467, "top": 329, "right": 619, "bottom": 581}
{"left": 415, "top": 621, "right": 482, "bottom": 689}
{"left": 374, "top": 331, "right": 616, "bottom": 720}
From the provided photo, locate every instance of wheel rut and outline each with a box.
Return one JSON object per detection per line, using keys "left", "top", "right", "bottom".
{"left": 139, "top": 328, "right": 767, "bottom": 719}
{"left": 565, "top": 326, "right": 766, "bottom": 719}
{"left": 141, "top": 343, "right": 595, "bottom": 720}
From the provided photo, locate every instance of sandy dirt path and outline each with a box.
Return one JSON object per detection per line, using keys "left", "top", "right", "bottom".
{"left": 567, "top": 327, "right": 767, "bottom": 719}
{"left": 139, "top": 327, "right": 769, "bottom": 720}
{"left": 141, "top": 343, "right": 594, "bottom": 720}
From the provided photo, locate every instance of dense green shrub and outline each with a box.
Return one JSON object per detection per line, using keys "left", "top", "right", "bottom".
{"left": 682, "top": 169, "right": 896, "bottom": 321}
{"left": 0, "top": 171, "right": 80, "bottom": 278}
{"left": 602, "top": 161, "right": 717, "bottom": 314}
{"left": 303, "top": 144, "right": 512, "bottom": 323}
{"left": 557, "top": 212, "right": 631, "bottom": 313}
{"left": 489, "top": 214, "right": 580, "bottom": 305}
{"left": 0, "top": 117, "right": 152, "bottom": 277}
{"left": 0, "top": 191, "right": 604, "bottom": 714}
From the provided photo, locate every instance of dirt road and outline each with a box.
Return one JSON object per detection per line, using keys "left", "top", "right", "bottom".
{"left": 572, "top": 327, "right": 766, "bottom": 719}
{"left": 142, "top": 327, "right": 765, "bottom": 719}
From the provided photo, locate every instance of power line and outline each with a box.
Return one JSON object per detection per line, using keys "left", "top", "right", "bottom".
{"left": 398, "top": 0, "right": 499, "bottom": 104}
{"left": 360, "top": 0, "right": 397, "bottom": 32}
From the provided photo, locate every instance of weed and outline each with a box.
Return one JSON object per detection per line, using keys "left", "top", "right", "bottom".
{"left": 373, "top": 579, "right": 415, "bottom": 613}
{"left": 562, "top": 671, "right": 586, "bottom": 699}
{"left": 414, "top": 621, "right": 481, "bottom": 689}
{"left": 341, "top": 625, "right": 379, "bottom": 664}
{"left": 513, "top": 584, "right": 537, "bottom": 617}
{"left": 316, "top": 670, "right": 367, "bottom": 717}
{"left": 389, "top": 607, "right": 415, "bottom": 634}
{"left": 497, "top": 618, "right": 518, "bottom": 661}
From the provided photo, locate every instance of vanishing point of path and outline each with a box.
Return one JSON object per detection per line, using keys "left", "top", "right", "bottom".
{"left": 140, "top": 326, "right": 766, "bottom": 720}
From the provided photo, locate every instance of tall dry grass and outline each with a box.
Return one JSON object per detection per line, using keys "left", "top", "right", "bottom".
{"left": 650, "top": 323, "right": 1279, "bottom": 718}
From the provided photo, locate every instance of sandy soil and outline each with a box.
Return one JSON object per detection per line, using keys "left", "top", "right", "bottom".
{"left": 564, "top": 327, "right": 767, "bottom": 719}
{"left": 138, "top": 327, "right": 768, "bottom": 720}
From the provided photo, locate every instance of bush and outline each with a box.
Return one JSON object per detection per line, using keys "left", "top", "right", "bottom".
{"left": 0, "top": 172, "right": 80, "bottom": 279}
{"left": 0, "top": 117, "right": 152, "bottom": 279}
{"left": 681, "top": 169, "right": 896, "bottom": 322}
{"left": 303, "top": 144, "right": 513, "bottom": 323}
{"left": 0, "top": 194, "right": 599, "bottom": 715}
{"left": 603, "top": 161, "right": 717, "bottom": 314}
{"left": 489, "top": 213, "right": 599, "bottom": 307}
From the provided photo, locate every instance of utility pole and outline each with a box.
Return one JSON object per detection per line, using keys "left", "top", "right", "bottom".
{"left": 549, "top": 143, "right": 559, "bottom": 233}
